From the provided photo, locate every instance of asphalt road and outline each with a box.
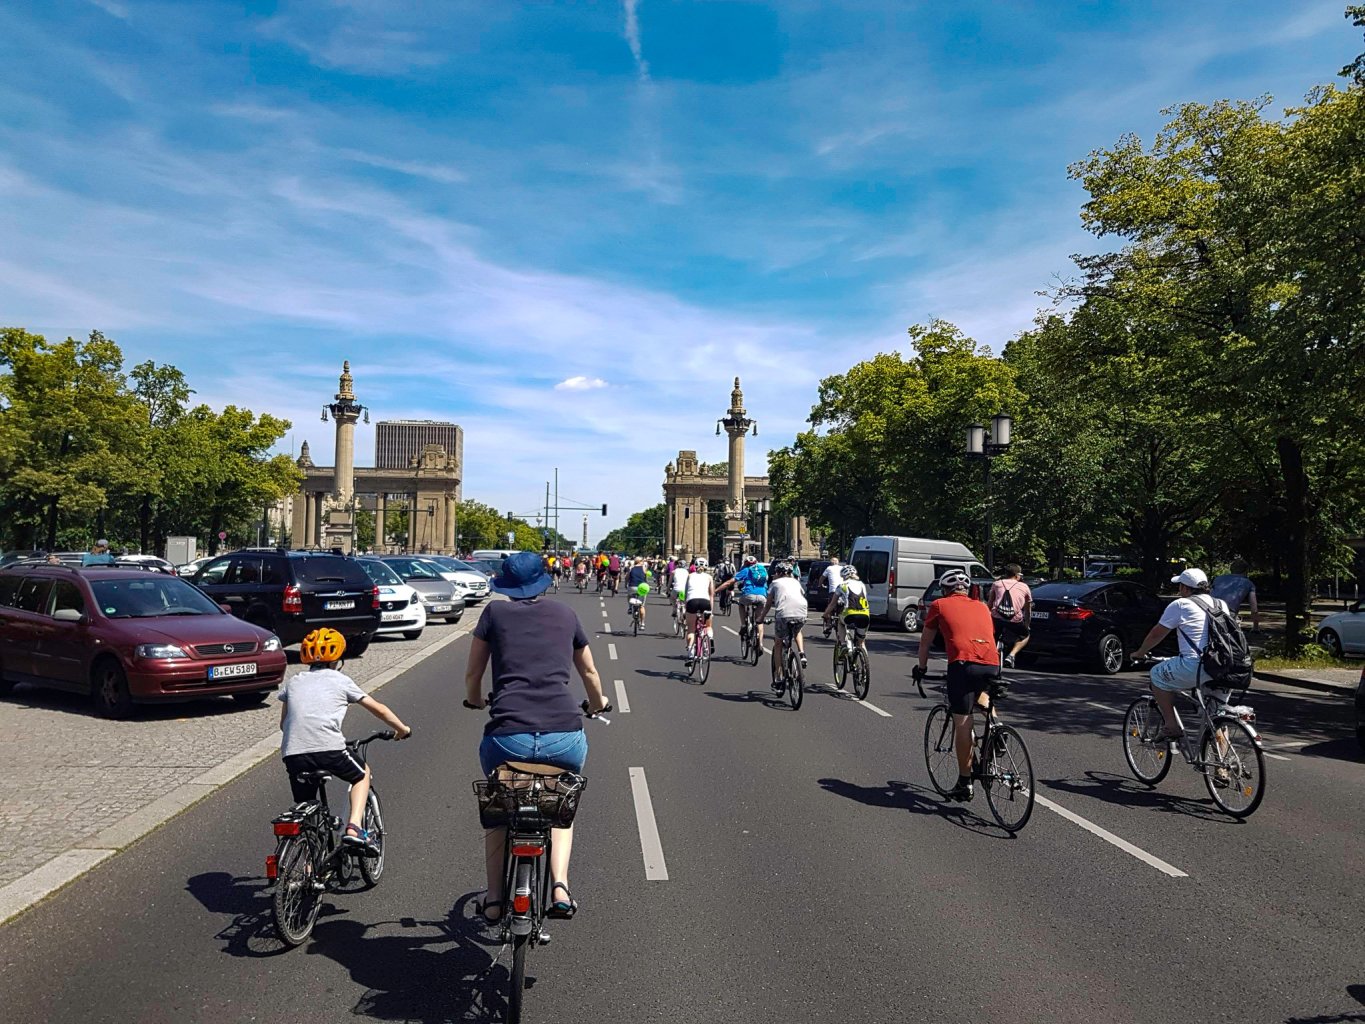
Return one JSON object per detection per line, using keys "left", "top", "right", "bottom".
{"left": 2, "top": 586, "right": 1363, "bottom": 1024}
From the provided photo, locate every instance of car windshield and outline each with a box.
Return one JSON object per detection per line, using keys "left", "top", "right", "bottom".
{"left": 91, "top": 577, "right": 223, "bottom": 618}
{"left": 359, "top": 560, "right": 404, "bottom": 586}
{"left": 385, "top": 558, "right": 443, "bottom": 579}
{"left": 437, "top": 558, "right": 479, "bottom": 572}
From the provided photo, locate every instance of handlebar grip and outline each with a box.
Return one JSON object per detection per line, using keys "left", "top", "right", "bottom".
{"left": 911, "top": 665, "right": 926, "bottom": 682}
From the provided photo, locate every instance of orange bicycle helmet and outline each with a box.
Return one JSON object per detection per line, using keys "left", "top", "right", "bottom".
{"left": 300, "top": 627, "right": 346, "bottom": 664}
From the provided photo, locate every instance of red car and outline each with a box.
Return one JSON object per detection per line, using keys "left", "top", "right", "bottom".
{"left": 0, "top": 565, "right": 286, "bottom": 718}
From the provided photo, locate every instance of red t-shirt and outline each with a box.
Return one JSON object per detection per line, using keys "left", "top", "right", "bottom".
{"left": 924, "top": 593, "right": 1000, "bottom": 667}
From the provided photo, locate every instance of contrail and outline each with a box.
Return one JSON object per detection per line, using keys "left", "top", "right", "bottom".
{"left": 623, "top": 0, "right": 650, "bottom": 81}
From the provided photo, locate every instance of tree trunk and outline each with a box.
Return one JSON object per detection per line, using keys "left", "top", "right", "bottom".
{"left": 139, "top": 495, "right": 151, "bottom": 555}
{"left": 1275, "top": 435, "right": 1311, "bottom": 651}
{"left": 44, "top": 497, "right": 60, "bottom": 551}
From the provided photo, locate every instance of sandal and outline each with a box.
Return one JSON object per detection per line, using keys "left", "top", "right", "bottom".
{"left": 342, "top": 823, "right": 381, "bottom": 858}
{"left": 548, "top": 882, "right": 578, "bottom": 919}
{"left": 476, "top": 896, "right": 504, "bottom": 923}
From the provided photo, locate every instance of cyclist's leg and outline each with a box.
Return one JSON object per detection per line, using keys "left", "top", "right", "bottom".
{"left": 945, "top": 662, "right": 983, "bottom": 780}
{"left": 770, "top": 627, "right": 784, "bottom": 679}
{"left": 1149, "top": 657, "right": 1199, "bottom": 735}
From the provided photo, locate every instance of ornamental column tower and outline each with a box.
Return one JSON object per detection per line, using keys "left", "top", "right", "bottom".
{"left": 720, "top": 377, "right": 756, "bottom": 560}
{"left": 321, "top": 361, "right": 367, "bottom": 553}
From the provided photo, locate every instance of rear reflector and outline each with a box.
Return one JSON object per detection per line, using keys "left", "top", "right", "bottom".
{"left": 510, "top": 844, "right": 544, "bottom": 857}
{"left": 265, "top": 855, "right": 278, "bottom": 880}
{"left": 273, "top": 821, "right": 301, "bottom": 836}
{"left": 512, "top": 894, "right": 531, "bottom": 914}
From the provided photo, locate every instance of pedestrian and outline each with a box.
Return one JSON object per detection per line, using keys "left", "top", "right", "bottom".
{"left": 1211, "top": 560, "right": 1260, "bottom": 632}
{"left": 82, "top": 539, "right": 115, "bottom": 566}
{"left": 987, "top": 564, "right": 1033, "bottom": 668}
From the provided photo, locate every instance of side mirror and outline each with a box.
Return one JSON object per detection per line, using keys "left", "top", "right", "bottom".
{"left": 52, "top": 608, "right": 85, "bottom": 623}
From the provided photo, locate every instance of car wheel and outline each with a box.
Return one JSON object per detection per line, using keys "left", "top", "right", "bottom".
{"left": 231, "top": 690, "right": 270, "bottom": 707}
{"left": 402, "top": 629, "right": 424, "bottom": 641}
{"left": 1095, "top": 632, "right": 1126, "bottom": 675}
{"left": 901, "top": 605, "right": 921, "bottom": 633}
{"left": 1318, "top": 629, "right": 1343, "bottom": 659}
{"left": 346, "top": 636, "right": 371, "bottom": 658}
{"left": 92, "top": 659, "right": 134, "bottom": 719}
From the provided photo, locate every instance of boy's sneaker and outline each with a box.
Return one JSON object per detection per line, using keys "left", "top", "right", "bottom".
{"left": 799, "top": 653, "right": 808, "bottom": 669}
{"left": 342, "top": 827, "right": 381, "bottom": 858}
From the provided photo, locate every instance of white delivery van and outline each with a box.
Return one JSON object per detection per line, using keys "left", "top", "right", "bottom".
{"left": 848, "top": 535, "right": 990, "bottom": 632}
{"left": 469, "top": 549, "right": 517, "bottom": 562}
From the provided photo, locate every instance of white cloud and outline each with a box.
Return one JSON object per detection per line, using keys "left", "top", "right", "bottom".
{"left": 555, "top": 376, "right": 608, "bottom": 391}
{"left": 622, "top": 0, "right": 650, "bottom": 82}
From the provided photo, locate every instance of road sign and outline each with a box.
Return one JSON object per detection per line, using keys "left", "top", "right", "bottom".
{"left": 217, "top": 531, "right": 227, "bottom": 540}
{"left": 506, "top": 531, "right": 515, "bottom": 545}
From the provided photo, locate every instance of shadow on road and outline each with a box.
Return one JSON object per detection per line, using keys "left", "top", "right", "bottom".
{"left": 704, "top": 690, "right": 790, "bottom": 710}
{"left": 1285, "top": 983, "right": 1365, "bottom": 1022}
{"left": 1040, "top": 771, "right": 1235, "bottom": 823}
{"left": 816, "top": 777, "right": 1015, "bottom": 839}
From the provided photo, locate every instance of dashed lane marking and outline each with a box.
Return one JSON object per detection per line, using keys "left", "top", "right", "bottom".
{"left": 628, "top": 767, "right": 669, "bottom": 880}
{"left": 854, "top": 699, "right": 893, "bottom": 718}
{"left": 1263, "top": 751, "right": 1291, "bottom": 761}
{"left": 1033, "top": 793, "right": 1187, "bottom": 878}
{"left": 614, "top": 679, "right": 630, "bottom": 712}
{"left": 603, "top": 623, "right": 612, "bottom": 633}
{"left": 722, "top": 626, "right": 739, "bottom": 637}
{"left": 1085, "top": 701, "right": 1115, "bottom": 713}
{"left": 608, "top": 643, "right": 618, "bottom": 660}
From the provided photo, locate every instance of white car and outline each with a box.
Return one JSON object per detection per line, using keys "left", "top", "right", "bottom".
{"left": 356, "top": 559, "right": 427, "bottom": 640}
{"left": 426, "top": 556, "right": 492, "bottom": 605}
{"left": 176, "top": 556, "right": 216, "bottom": 578}
{"left": 1316, "top": 600, "right": 1365, "bottom": 658}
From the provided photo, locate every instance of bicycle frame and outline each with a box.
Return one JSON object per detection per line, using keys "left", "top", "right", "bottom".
{"left": 1165, "top": 684, "right": 1260, "bottom": 765}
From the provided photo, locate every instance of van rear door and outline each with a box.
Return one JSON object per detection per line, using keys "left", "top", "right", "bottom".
{"left": 851, "top": 538, "right": 893, "bottom": 617}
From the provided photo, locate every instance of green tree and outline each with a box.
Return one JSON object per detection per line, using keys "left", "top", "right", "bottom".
{"left": 600, "top": 503, "right": 667, "bottom": 554}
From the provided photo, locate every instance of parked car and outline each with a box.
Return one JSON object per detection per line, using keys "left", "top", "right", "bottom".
{"left": 1355, "top": 662, "right": 1364, "bottom": 751}
{"left": 849, "top": 535, "right": 991, "bottom": 632}
{"left": 0, "top": 550, "right": 46, "bottom": 567}
{"left": 469, "top": 549, "right": 516, "bottom": 564}
{"left": 0, "top": 565, "right": 286, "bottom": 717}
{"left": 1022, "top": 579, "right": 1175, "bottom": 674}
{"left": 115, "top": 555, "right": 177, "bottom": 575}
{"left": 355, "top": 559, "right": 426, "bottom": 641}
{"left": 371, "top": 557, "right": 463, "bottom": 623}
{"left": 423, "top": 556, "right": 491, "bottom": 604}
{"left": 176, "top": 555, "right": 216, "bottom": 578}
{"left": 190, "top": 550, "right": 380, "bottom": 655}
{"left": 465, "top": 559, "right": 500, "bottom": 579}
{"left": 1316, "top": 601, "right": 1365, "bottom": 658}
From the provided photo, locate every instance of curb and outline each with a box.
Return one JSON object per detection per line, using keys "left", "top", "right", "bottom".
{"left": 0, "top": 619, "right": 476, "bottom": 927}
{"left": 1252, "top": 668, "right": 1356, "bottom": 698}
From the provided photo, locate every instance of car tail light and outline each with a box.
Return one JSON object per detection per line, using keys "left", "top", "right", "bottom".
{"left": 282, "top": 584, "right": 302, "bottom": 614}
{"left": 511, "top": 844, "right": 545, "bottom": 857}
{"left": 888, "top": 567, "right": 895, "bottom": 591}
{"left": 1055, "top": 606, "right": 1094, "bottom": 621}
{"left": 372, "top": 585, "right": 380, "bottom": 610}
{"left": 512, "top": 893, "right": 531, "bottom": 914}
{"left": 273, "top": 821, "right": 301, "bottom": 836}
{"left": 265, "top": 855, "right": 278, "bottom": 880}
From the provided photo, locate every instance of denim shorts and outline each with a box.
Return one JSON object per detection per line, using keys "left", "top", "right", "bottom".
{"left": 1150, "top": 655, "right": 1202, "bottom": 692}
{"left": 479, "top": 730, "right": 588, "bottom": 777}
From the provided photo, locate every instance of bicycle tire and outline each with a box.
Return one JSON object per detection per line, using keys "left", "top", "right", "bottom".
{"left": 983, "top": 725, "right": 1035, "bottom": 832}
{"left": 358, "top": 789, "right": 385, "bottom": 886}
{"left": 786, "top": 649, "right": 803, "bottom": 710}
{"left": 508, "top": 933, "right": 529, "bottom": 1024}
{"left": 833, "top": 645, "right": 847, "bottom": 690}
{"left": 1121, "top": 698, "right": 1172, "bottom": 786}
{"left": 750, "top": 627, "right": 763, "bottom": 666}
{"left": 851, "top": 649, "right": 870, "bottom": 701}
{"left": 1201, "top": 717, "right": 1266, "bottom": 818}
{"left": 632, "top": 611, "right": 640, "bottom": 637}
{"left": 923, "top": 705, "right": 958, "bottom": 796}
{"left": 272, "top": 834, "right": 321, "bottom": 947}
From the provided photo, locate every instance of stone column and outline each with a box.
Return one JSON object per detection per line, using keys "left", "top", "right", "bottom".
{"left": 444, "top": 494, "right": 456, "bottom": 551}
{"left": 374, "top": 492, "right": 386, "bottom": 551}
{"left": 292, "top": 492, "right": 307, "bottom": 548}
{"left": 761, "top": 511, "right": 770, "bottom": 562}
{"left": 664, "top": 497, "right": 673, "bottom": 554}
{"left": 698, "top": 502, "right": 710, "bottom": 561}
{"left": 721, "top": 378, "right": 754, "bottom": 547}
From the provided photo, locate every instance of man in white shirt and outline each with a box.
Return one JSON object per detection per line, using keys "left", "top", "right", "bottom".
{"left": 1131, "top": 568, "right": 1231, "bottom": 739}
{"left": 762, "top": 561, "right": 808, "bottom": 690}
{"left": 820, "top": 556, "right": 843, "bottom": 596}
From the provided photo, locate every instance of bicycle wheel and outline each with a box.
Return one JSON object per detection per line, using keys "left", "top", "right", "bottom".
{"left": 696, "top": 638, "right": 711, "bottom": 685}
{"left": 1122, "top": 697, "right": 1172, "bottom": 786}
{"left": 923, "top": 705, "right": 958, "bottom": 796}
{"left": 508, "top": 933, "right": 529, "bottom": 1024}
{"left": 750, "top": 627, "right": 763, "bottom": 666}
{"left": 272, "top": 834, "right": 321, "bottom": 946}
{"left": 833, "top": 646, "right": 847, "bottom": 690}
{"left": 632, "top": 611, "right": 640, "bottom": 636}
{"left": 1201, "top": 717, "right": 1266, "bottom": 818}
{"left": 359, "top": 789, "right": 385, "bottom": 886}
{"left": 851, "top": 649, "right": 870, "bottom": 701}
{"left": 786, "top": 649, "right": 803, "bottom": 710}
{"left": 983, "top": 725, "right": 1035, "bottom": 832}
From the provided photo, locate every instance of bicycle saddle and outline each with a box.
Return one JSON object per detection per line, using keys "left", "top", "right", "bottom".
{"left": 292, "top": 770, "right": 332, "bottom": 785}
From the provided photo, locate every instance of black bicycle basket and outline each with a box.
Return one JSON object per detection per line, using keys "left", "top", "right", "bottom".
{"left": 473, "top": 770, "right": 587, "bottom": 829}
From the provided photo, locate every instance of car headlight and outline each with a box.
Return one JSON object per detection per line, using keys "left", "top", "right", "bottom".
{"left": 261, "top": 636, "right": 282, "bottom": 652}
{"left": 409, "top": 593, "right": 420, "bottom": 606}
{"left": 135, "top": 644, "right": 189, "bottom": 660}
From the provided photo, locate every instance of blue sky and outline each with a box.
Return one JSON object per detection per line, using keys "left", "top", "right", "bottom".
{"left": 1, "top": 1, "right": 1358, "bottom": 543}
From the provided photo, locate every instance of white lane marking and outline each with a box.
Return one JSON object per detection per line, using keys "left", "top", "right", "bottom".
{"left": 614, "top": 679, "right": 630, "bottom": 712}
{"left": 722, "top": 626, "right": 739, "bottom": 637}
{"left": 608, "top": 643, "right": 618, "bottom": 660}
{"left": 1269, "top": 740, "right": 1307, "bottom": 749}
{"left": 602, "top": 609, "right": 608, "bottom": 618}
{"left": 1263, "top": 751, "right": 1290, "bottom": 761}
{"left": 603, "top": 623, "right": 612, "bottom": 633}
{"left": 1033, "top": 793, "right": 1187, "bottom": 878}
{"left": 628, "top": 768, "right": 669, "bottom": 880}
{"left": 1085, "top": 701, "right": 1114, "bottom": 713}
{"left": 854, "top": 699, "right": 893, "bottom": 718}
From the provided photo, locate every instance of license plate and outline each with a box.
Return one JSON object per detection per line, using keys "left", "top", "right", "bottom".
{"left": 431, "top": 604, "right": 452, "bottom": 613}
{"left": 1031, "top": 611, "right": 1050, "bottom": 620}
{"left": 209, "top": 662, "right": 257, "bottom": 679}
{"left": 324, "top": 600, "right": 355, "bottom": 610}
{"left": 381, "top": 611, "right": 405, "bottom": 622}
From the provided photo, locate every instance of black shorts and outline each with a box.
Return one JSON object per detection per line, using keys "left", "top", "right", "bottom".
{"left": 685, "top": 598, "right": 712, "bottom": 615}
{"left": 842, "top": 617, "right": 869, "bottom": 641}
{"left": 945, "top": 661, "right": 1000, "bottom": 715}
{"left": 994, "top": 618, "right": 1030, "bottom": 644}
{"left": 283, "top": 749, "right": 366, "bottom": 803}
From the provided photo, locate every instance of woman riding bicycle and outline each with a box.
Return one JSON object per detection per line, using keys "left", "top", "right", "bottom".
{"left": 464, "top": 551, "right": 611, "bottom": 923}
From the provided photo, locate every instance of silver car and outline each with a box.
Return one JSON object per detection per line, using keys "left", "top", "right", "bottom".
{"left": 373, "top": 556, "right": 463, "bottom": 624}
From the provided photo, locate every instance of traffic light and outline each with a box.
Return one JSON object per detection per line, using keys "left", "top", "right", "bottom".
{"left": 601, "top": 504, "right": 608, "bottom": 516}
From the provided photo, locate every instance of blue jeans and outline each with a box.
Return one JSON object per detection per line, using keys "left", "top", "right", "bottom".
{"left": 479, "top": 730, "right": 588, "bottom": 777}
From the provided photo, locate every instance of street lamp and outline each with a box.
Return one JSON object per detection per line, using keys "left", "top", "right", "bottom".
{"left": 965, "top": 413, "right": 1014, "bottom": 570}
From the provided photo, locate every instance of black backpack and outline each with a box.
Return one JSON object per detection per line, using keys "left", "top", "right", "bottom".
{"left": 1187, "top": 595, "right": 1254, "bottom": 691}
{"left": 995, "top": 582, "right": 1016, "bottom": 619}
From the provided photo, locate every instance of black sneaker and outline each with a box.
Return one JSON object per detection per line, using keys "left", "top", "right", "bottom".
{"left": 771, "top": 677, "right": 785, "bottom": 694}
{"left": 1003, "top": 653, "right": 1015, "bottom": 669}
{"left": 947, "top": 778, "right": 974, "bottom": 803}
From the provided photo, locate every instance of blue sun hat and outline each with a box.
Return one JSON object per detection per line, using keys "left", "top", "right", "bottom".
{"left": 490, "top": 550, "right": 553, "bottom": 599}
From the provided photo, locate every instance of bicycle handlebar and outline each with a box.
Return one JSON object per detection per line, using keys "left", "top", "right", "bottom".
{"left": 350, "top": 730, "right": 402, "bottom": 748}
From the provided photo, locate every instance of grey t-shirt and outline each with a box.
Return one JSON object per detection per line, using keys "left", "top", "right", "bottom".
{"left": 768, "top": 577, "right": 808, "bottom": 620}
{"left": 278, "top": 667, "right": 367, "bottom": 757}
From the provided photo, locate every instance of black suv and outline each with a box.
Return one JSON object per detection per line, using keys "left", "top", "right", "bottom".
{"left": 190, "top": 550, "right": 381, "bottom": 656}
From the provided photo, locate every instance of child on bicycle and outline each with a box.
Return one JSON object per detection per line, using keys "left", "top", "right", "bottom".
{"left": 279, "top": 628, "right": 412, "bottom": 856}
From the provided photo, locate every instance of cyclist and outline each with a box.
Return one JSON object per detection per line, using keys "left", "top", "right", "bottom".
{"left": 625, "top": 557, "right": 651, "bottom": 628}
{"left": 463, "top": 551, "right": 611, "bottom": 923}
{"left": 279, "top": 628, "right": 412, "bottom": 857}
{"left": 682, "top": 557, "right": 715, "bottom": 667}
{"left": 987, "top": 564, "right": 1032, "bottom": 667}
{"left": 822, "top": 563, "right": 871, "bottom": 653}
{"left": 714, "top": 557, "right": 736, "bottom": 614}
{"left": 573, "top": 556, "right": 588, "bottom": 588}
{"left": 670, "top": 558, "right": 690, "bottom": 625}
{"left": 714, "top": 554, "right": 769, "bottom": 655}
{"left": 914, "top": 568, "right": 1000, "bottom": 803}
{"left": 762, "top": 560, "right": 808, "bottom": 691}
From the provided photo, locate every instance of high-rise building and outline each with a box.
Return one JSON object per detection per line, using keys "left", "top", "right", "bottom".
{"left": 375, "top": 420, "right": 464, "bottom": 470}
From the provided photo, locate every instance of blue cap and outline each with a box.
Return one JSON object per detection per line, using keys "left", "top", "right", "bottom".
{"left": 490, "top": 550, "right": 553, "bottom": 599}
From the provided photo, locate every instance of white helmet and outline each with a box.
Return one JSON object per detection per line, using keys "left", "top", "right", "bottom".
{"left": 694, "top": 557, "right": 708, "bottom": 569}
{"left": 939, "top": 568, "right": 971, "bottom": 593}
{"left": 840, "top": 564, "right": 858, "bottom": 581}
{"left": 743, "top": 554, "right": 757, "bottom": 565}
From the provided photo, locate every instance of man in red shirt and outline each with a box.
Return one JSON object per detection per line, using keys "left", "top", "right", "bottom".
{"left": 916, "top": 568, "right": 1001, "bottom": 802}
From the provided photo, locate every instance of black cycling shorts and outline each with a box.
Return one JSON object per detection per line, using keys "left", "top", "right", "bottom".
{"left": 283, "top": 749, "right": 366, "bottom": 803}
{"left": 994, "top": 618, "right": 1031, "bottom": 644}
{"left": 685, "top": 598, "right": 712, "bottom": 615}
{"left": 946, "top": 661, "right": 1000, "bottom": 716}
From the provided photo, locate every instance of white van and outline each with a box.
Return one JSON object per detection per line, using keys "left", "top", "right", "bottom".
{"left": 849, "top": 535, "right": 990, "bottom": 632}
{"left": 469, "top": 549, "right": 517, "bottom": 563}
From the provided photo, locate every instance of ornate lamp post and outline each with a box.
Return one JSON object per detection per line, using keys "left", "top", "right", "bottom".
{"left": 965, "top": 413, "right": 1013, "bottom": 570}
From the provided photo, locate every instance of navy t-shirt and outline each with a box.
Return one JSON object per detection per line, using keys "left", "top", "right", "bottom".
{"left": 473, "top": 598, "right": 589, "bottom": 737}
{"left": 626, "top": 565, "right": 647, "bottom": 588}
